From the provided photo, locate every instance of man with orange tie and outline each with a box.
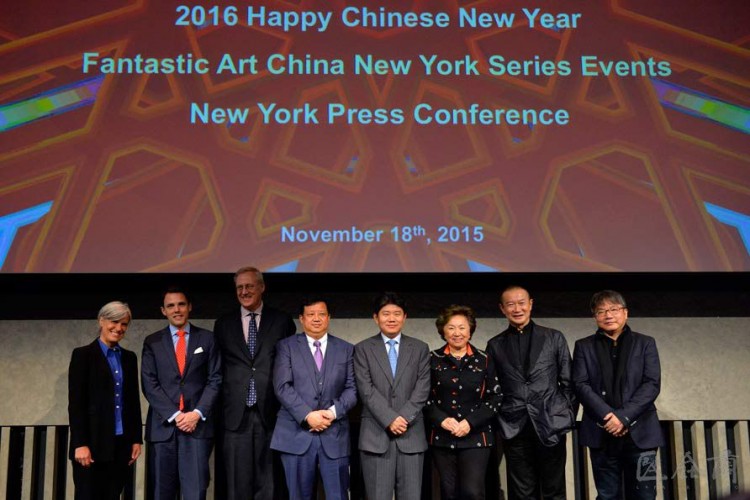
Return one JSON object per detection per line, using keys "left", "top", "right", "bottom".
{"left": 141, "top": 286, "right": 222, "bottom": 500}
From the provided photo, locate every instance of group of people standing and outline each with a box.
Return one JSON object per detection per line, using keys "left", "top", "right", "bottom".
{"left": 67, "top": 266, "right": 664, "bottom": 500}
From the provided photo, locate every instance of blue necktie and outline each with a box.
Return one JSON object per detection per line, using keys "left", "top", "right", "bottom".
{"left": 246, "top": 312, "right": 258, "bottom": 406}
{"left": 387, "top": 339, "right": 398, "bottom": 378}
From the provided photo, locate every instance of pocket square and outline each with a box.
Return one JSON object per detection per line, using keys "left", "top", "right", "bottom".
{"left": 193, "top": 347, "right": 204, "bottom": 354}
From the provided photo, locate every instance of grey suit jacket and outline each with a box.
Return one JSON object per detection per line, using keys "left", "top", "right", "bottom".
{"left": 353, "top": 333, "right": 430, "bottom": 454}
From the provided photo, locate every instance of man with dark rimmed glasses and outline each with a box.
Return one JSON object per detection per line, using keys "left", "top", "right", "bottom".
{"left": 573, "top": 290, "right": 665, "bottom": 500}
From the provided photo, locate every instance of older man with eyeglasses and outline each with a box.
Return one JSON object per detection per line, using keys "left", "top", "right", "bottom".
{"left": 573, "top": 290, "right": 665, "bottom": 500}
{"left": 213, "top": 266, "right": 296, "bottom": 500}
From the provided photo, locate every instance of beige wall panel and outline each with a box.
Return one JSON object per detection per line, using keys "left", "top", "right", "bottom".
{"left": 0, "top": 317, "right": 748, "bottom": 424}
{"left": 735, "top": 421, "right": 750, "bottom": 491}
{"left": 0, "top": 427, "right": 9, "bottom": 497}
{"left": 22, "top": 427, "right": 33, "bottom": 499}
{"left": 43, "top": 428, "right": 55, "bottom": 500}
{"left": 691, "top": 421, "right": 709, "bottom": 500}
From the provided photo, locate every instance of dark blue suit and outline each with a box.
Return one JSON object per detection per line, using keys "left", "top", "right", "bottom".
{"left": 573, "top": 326, "right": 665, "bottom": 499}
{"left": 271, "top": 333, "right": 357, "bottom": 500}
{"left": 141, "top": 325, "right": 221, "bottom": 500}
{"left": 573, "top": 327, "right": 664, "bottom": 449}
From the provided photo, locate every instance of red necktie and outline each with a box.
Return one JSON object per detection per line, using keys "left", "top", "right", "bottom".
{"left": 176, "top": 330, "right": 186, "bottom": 410}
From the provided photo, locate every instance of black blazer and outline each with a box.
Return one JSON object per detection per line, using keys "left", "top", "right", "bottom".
{"left": 485, "top": 322, "right": 577, "bottom": 446}
{"left": 68, "top": 339, "right": 143, "bottom": 461}
{"left": 214, "top": 305, "right": 296, "bottom": 429}
{"left": 573, "top": 327, "right": 665, "bottom": 449}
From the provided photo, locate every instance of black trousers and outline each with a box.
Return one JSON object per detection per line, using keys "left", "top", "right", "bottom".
{"left": 222, "top": 406, "right": 284, "bottom": 500}
{"left": 589, "top": 436, "right": 658, "bottom": 500}
{"left": 504, "top": 422, "right": 567, "bottom": 500}
{"left": 72, "top": 436, "right": 132, "bottom": 500}
{"left": 432, "top": 446, "right": 491, "bottom": 500}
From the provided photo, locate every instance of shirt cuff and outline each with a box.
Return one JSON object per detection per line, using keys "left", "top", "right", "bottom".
{"left": 194, "top": 409, "right": 205, "bottom": 421}
{"left": 167, "top": 410, "right": 181, "bottom": 423}
{"left": 614, "top": 411, "right": 631, "bottom": 428}
{"left": 328, "top": 405, "right": 337, "bottom": 420}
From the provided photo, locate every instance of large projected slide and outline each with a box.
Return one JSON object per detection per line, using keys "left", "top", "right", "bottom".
{"left": 1, "top": 1, "right": 748, "bottom": 272}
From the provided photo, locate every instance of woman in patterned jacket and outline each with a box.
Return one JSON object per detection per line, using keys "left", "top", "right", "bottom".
{"left": 425, "top": 304, "right": 501, "bottom": 500}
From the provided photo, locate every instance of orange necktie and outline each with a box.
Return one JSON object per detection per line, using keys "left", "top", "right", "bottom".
{"left": 176, "top": 330, "right": 186, "bottom": 410}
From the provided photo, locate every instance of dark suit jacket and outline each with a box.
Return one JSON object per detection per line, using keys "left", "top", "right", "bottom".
{"left": 214, "top": 304, "right": 296, "bottom": 430}
{"left": 573, "top": 327, "right": 665, "bottom": 449}
{"left": 270, "top": 333, "right": 357, "bottom": 459}
{"left": 485, "top": 322, "right": 577, "bottom": 446}
{"left": 68, "top": 339, "right": 143, "bottom": 461}
{"left": 353, "top": 333, "right": 431, "bottom": 454}
{"left": 141, "top": 324, "right": 222, "bottom": 441}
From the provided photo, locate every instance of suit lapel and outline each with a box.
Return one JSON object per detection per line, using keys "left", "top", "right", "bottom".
{"left": 232, "top": 314, "right": 253, "bottom": 363}
{"left": 183, "top": 326, "right": 198, "bottom": 375}
{"left": 91, "top": 340, "right": 114, "bottom": 387}
{"left": 255, "top": 310, "right": 274, "bottom": 355}
{"left": 372, "top": 335, "right": 394, "bottom": 385}
{"left": 498, "top": 333, "right": 523, "bottom": 376}
{"left": 161, "top": 328, "right": 181, "bottom": 376}
{"left": 392, "top": 337, "right": 411, "bottom": 389}
{"left": 295, "top": 334, "right": 320, "bottom": 394}
{"left": 528, "top": 326, "right": 545, "bottom": 374}
{"left": 319, "top": 336, "right": 338, "bottom": 389}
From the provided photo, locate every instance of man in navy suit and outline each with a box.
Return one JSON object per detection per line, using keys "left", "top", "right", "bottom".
{"left": 271, "top": 298, "right": 357, "bottom": 500}
{"left": 141, "top": 286, "right": 222, "bottom": 500}
{"left": 573, "top": 290, "right": 665, "bottom": 500}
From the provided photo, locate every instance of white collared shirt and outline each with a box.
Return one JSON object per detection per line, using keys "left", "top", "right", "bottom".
{"left": 169, "top": 324, "right": 191, "bottom": 349}
{"left": 306, "top": 332, "right": 328, "bottom": 357}
{"left": 381, "top": 332, "right": 402, "bottom": 355}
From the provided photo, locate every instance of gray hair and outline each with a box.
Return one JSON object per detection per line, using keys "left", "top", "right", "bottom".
{"left": 234, "top": 266, "right": 264, "bottom": 284}
{"left": 589, "top": 290, "right": 627, "bottom": 313}
{"left": 98, "top": 301, "right": 132, "bottom": 322}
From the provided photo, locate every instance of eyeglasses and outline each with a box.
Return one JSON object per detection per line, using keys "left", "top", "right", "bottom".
{"left": 236, "top": 284, "right": 259, "bottom": 292}
{"left": 594, "top": 306, "right": 625, "bottom": 318}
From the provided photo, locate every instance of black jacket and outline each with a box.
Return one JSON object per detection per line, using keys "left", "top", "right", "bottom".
{"left": 68, "top": 339, "right": 143, "bottom": 461}
{"left": 425, "top": 343, "right": 500, "bottom": 449}
{"left": 485, "top": 322, "right": 577, "bottom": 446}
{"left": 573, "top": 327, "right": 665, "bottom": 449}
{"left": 213, "top": 305, "right": 295, "bottom": 430}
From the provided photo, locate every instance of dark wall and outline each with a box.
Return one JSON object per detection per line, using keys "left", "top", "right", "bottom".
{"left": 2, "top": 272, "right": 748, "bottom": 319}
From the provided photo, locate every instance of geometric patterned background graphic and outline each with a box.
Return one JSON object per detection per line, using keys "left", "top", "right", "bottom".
{"left": 1, "top": 0, "right": 748, "bottom": 271}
